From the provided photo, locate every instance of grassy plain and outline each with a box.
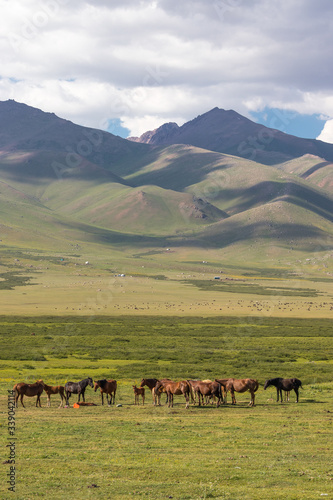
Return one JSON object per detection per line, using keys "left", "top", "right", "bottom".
{"left": 0, "top": 316, "right": 332, "bottom": 499}
{"left": 0, "top": 241, "right": 332, "bottom": 318}
{"left": 0, "top": 240, "right": 332, "bottom": 499}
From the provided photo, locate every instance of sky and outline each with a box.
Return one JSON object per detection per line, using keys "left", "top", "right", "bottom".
{"left": 1, "top": 0, "right": 333, "bottom": 142}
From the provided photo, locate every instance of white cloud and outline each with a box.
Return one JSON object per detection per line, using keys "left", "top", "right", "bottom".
{"left": 0, "top": 0, "right": 333, "bottom": 136}
{"left": 317, "top": 120, "right": 333, "bottom": 144}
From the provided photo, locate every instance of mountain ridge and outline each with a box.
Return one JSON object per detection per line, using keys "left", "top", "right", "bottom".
{"left": 128, "top": 107, "right": 333, "bottom": 166}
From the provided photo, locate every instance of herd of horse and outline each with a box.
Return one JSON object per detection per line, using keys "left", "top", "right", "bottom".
{"left": 12, "top": 376, "right": 303, "bottom": 408}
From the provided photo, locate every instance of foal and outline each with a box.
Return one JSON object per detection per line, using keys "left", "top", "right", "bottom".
{"left": 133, "top": 385, "right": 145, "bottom": 405}
{"left": 37, "top": 380, "right": 65, "bottom": 407}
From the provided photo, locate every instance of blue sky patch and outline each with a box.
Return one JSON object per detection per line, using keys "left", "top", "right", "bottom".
{"left": 250, "top": 108, "right": 325, "bottom": 140}
{"left": 107, "top": 118, "right": 130, "bottom": 138}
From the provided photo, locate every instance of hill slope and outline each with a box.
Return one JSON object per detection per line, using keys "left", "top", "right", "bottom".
{"left": 0, "top": 100, "right": 332, "bottom": 268}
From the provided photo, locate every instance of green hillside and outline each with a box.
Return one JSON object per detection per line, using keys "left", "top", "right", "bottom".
{"left": 0, "top": 100, "right": 332, "bottom": 314}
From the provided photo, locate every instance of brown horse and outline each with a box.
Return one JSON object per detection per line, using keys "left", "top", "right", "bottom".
{"left": 188, "top": 380, "right": 222, "bottom": 407}
{"left": 140, "top": 378, "right": 171, "bottom": 405}
{"left": 37, "top": 380, "right": 65, "bottom": 408}
{"left": 133, "top": 385, "right": 145, "bottom": 405}
{"left": 225, "top": 378, "right": 259, "bottom": 406}
{"left": 154, "top": 380, "right": 190, "bottom": 408}
{"left": 94, "top": 379, "right": 117, "bottom": 405}
{"left": 13, "top": 381, "right": 44, "bottom": 408}
{"left": 214, "top": 378, "right": 230, "bottom": 403}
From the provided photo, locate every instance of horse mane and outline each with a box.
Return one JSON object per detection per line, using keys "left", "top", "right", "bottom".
{"left": 97, "top": 379, "right": 107, "bottom": 389}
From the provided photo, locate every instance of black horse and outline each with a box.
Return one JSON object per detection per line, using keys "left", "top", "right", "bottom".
{"left": 264, "top": 377, "right": 302, "bottom": 403}
{"left": 65, "top": 377, "right": 93, "bottom": 405}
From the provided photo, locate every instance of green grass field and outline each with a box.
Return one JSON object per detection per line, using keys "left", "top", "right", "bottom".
{"left": 1, "top": 315, "right": 332, "bottom": 499}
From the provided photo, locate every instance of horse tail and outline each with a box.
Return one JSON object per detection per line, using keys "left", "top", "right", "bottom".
{"left": 186, "top": 381, "right": 195, "bottom": 402}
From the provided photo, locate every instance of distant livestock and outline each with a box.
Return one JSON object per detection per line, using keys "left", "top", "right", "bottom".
{"left": 133, "top": 385, "right": 145, "bottom": 405}
{"left": 13, "top": 381, "right": 44, "bottom": 408}
{"left": 264, "top": 378, "right": 302, "bottom": 403}
{"left": 37, "top": 380, "right": 65, "bottom": 407}
{"left": 65, "top": 377, "right": 93, "bottom": 406}
{"left": 219, "top": 378, "right": 259, "bottom": 407}
{"left": 154, "top": 380, "right": 190, "bottom": 409}
{"left": 94, "top": 379, "right": 117, "bottom": 405}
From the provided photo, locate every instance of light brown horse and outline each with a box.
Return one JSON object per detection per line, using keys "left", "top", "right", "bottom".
{"left": 225, "top": 378, "right": 259, "bottom": 407}
{"left": 154, "top": 380, "right": 190, "bottom": 408}
{"left": 94, "top": 379, "right": 117, "bottom": 405}
{"left": 13, "top": 381, "right": 44, "bottom": 408}
{"left": 133, "top": 385, "right": 145, "bottom": 405}
{"left": 37, "top": 380, "right": 65, "bottom": 407}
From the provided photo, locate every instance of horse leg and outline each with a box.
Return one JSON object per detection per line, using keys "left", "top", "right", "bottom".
{"left": 47, "top": 394, "right": 51, "bottom": 407}
{"left": 249, "top": 390, "right": 255, "bottom": 407}
{"left": 294, "top": 388, "right": 299, "bottom": 403}
{"left": 231, "top": 390, "right": 236, "bottom": 405}
{"left": 20, "top": 394, "right": 25, "bottom": 408}
{"left": 101, "top": 392, "right": 104, "bottom": 405}
{"left": 59, "top": 393, "right": 64, "bottom": 408}
{"left": 185, "top": 392, "right": 189, "bottom": 409}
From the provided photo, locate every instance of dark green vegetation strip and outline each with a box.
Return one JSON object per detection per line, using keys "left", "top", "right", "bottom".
{"left": 182, "top": 279, "right": 319, "bottom": 296}
{"left": 0, "top": 271, "right": 36, "bottom": 290}
{"left": 1, "top": 316, "right": 332, "bottom": 383}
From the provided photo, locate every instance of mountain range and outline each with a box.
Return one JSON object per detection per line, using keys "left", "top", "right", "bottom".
{"left": 0, "top": 99, "right": 332, "bottom": 266}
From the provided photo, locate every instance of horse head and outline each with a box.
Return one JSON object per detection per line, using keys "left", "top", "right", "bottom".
{"left": 263, "top": 379, "right": 271, "bottom": 390}
{"left": 94, "top": 381, "right": 99, "bottom": 392}
{"left": 88, "top": 377, "right": 94, "bottom": 388}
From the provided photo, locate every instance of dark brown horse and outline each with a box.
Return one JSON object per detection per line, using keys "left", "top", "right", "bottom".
{"left": 225, "top": 378, "right": 259, "bottom": 406}
{"left": 13, "top": 381, "right": 44, "bottom": 408}
{"left": 264, "top": 378, "right": 302, "bottom": 403}
{"left": 188, "top": 380, "right": 222, "bottom": 407}
{"left": 37, "top": 380, "right": 65, "bottom": 407}
{"left": 154, "top": 380, "right": 190, "bottom": 408}
{"left": 94, "top": 379, "right": 117, "bottom": 405}
{"left": 140, "top": 378, "right": 171, "bottom": 405}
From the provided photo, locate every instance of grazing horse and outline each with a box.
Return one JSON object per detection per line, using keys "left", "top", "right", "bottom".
{"left": 65, "top": 377, "right": 93, "bottom": 405}
{"left": 37, "top": 380, "right": 65, "bottom": 408}
{"left": 133, "top": 385, "right": 145, "bottom": 405}
{"left": 214, "top": 378, "right": 230, "bottom": 403}
{"left": 264, "top": 378, "right": 302, "bottom": 403}
{"left": 225, "top": 378, "right": 259, "bottom": 407}
{"left": 140, "top": 378, "right": 171, "bottom": 405}
{"left": 154, "top": 380, "right": 190, "bottom": 409}
{"left": 188, "top": 380, "right": 222, "bottom": 407}
{"left": 13, "top": 381, "right": 44, "bottom": 408}
{"left": 94, "top": 379, "right": 117, "bottom": 406}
